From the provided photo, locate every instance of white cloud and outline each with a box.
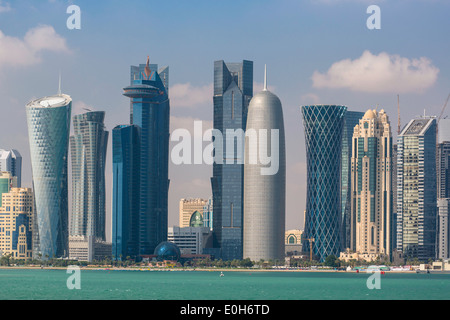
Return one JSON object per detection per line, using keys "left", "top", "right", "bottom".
{"left": 0, "top": 25, "right": 70, "bottom": 68}
{"left": 312, "top": 50, "right": 439, "bottom": 94}
{"left": 170, "top": 83, "right": 212, "bottom": 109}
{"left": 0, "top": 1, "right": 11, "bottom": 13}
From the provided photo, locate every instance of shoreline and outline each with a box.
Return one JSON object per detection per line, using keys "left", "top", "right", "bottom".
{"left": 0, "top": 266, "right": 422, "bottom": 273}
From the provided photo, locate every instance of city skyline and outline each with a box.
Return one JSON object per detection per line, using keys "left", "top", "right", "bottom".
{"left": 0, "top": 0, "right": 449, "bottom": 243}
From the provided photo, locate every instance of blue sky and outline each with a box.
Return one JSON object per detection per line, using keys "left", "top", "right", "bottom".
{"left": 0, "top": 0, "right": 449, "bottom": 240}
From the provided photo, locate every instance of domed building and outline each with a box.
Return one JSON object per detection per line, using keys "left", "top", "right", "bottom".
{"left": 154, "top": 241, "right": 181, "bottom": 261}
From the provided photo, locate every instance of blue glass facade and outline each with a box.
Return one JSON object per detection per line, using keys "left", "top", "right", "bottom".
{"left": 112, "top": 125, "right": 140, "bottom": 260}
{"left": 301, "top": 105, "right": 347, "bottom": 262}
{"left": 123, "top": 59, "right": 170, "bottom": 256}
{"left": 211, "top": 60, "right": 253, "bottom": 260}
{"left": 26, "top": 94, "right": 72, "bottom": 258}
{"left": 341, "top": 111, "right": 364, "bottom": 250}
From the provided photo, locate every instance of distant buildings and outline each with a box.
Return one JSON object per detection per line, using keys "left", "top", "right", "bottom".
{"left": 0, "top": 188, "right": 33, "bottom": 260}
{"left": 168, "top": 226, "right": 213, "bottom": 255}
{"left": 0, "top": 150, "right": 22, "bottom": 187}
{"left": 301, "top": 105, "right": 346, "bottom": 262}
{"left": 350, "top": 109, "right": 393, "bottom": 260}
{"left": 26, "top": 93, "right": 71, "bottom": 259}
{"left": 203, "top": 198, "right": 213, "bottom": 230}
{"left": 243, "top": 67, "right": 286, "bottom": 262}
{"left": 397, "top": 117, "right": 437, "bottom": 261}
{"left": 211, "top": 60, "right": 253, "bottom": 261}
{"left": 112, "top": 57, "right": 170, "bottom": 260}
{"left": 179, "top": 198, "right": 208, "bottom": 228}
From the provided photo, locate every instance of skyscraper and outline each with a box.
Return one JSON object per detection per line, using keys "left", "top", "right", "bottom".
{"left": 0, "top": 149, "right": 22, "bottom": 187}
{"left": 350, "top": 109, "right": 393, "bottom": 259}
{"left": 70, "top": 111, "right": 108, "bottom": 241}
{"left": 179, "top": 198, "right": 208, "bottom": 228}
{"left": 112, "top": 124, "right": 140, "bottom": 260}
{"left": 122, "top": 57, "right": 170, "bottom": 257}
{"left": 26, "top": 93, "right": 71, "bottom": 258}
{"left": 436, "top": 138, "right": 450, "bottom": 260}
{"left": 397, "top": 117, "right": 437, "bottom": 261}
{"left": 341, "top": 111, "right": 364, "bottom": 250}
{"left": 211, "top": 60, "right": 253, "bottom": 261}
{"left": 301, "top": 105, "right": 346, "bottom": 262}
{"left": 243, "top": 66, "right": 286, "bottom": 262}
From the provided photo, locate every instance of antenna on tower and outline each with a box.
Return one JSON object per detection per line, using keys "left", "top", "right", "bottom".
{"left": 397, "top": 94, "right": 401, "bottom": 135}
{"left": 263, "top": 64, "right": 267, "bottom": 91}
{"left": 58, "top": 70, "right": 62, "bottom": 96}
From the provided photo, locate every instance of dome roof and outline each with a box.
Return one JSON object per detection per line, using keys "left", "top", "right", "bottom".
{"left": 154, "top": 242, "right": 181, "bottom": 261}
{"left": 364, "top": 109, "right": 376, "bottom": 119}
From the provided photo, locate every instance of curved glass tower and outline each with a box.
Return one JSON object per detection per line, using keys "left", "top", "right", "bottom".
{"left": 301, "top": 105, "right": 346, "bottom": 262}
{"left": 26, "top": 94, "right": 72, "bottom": 258}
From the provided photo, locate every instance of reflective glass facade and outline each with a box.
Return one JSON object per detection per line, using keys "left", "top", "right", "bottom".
{"left": 112, "top": 125, "right": 140, "bottom": 260}
{"left": 26, "top": 94, "right": 71, "bottom": 258}
{"left": 70, "top": 111, "right": 108, "bottom": 240}
{"left": 397, "top": 117, "right": 436, "bottom": 261}
{"left": 123, "top": 60, "right": 170, "bottom": 256}
{"left": 341, "top": 111, "right": 364, "bottom": 250}
{"left": 301, "top": 105, "right": 346, "bottom": 262}
{"left": 0, "top": 149, "right": 22, "bottom": 187}
{"left": 211, "top": 60, "right": 253, "bottom": 260}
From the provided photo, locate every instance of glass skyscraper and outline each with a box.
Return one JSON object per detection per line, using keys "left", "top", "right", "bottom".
{"left": 26, "top": 94, "right": 71, "bottom": 259}
{"left": 70, "top": 111, "right": 108, "bottom": 240}
{"left": 121, "top": 57, "right": 170, "bottom": 257}
{"left": 211, "top": 60, "right": 253, "bottom": 261}
{"left": 0, "top": 149, "right": 22, "bottom": 187}
{"left": 341, "top": 111, "right": 364, "bottom": 250}
{"left": 397, "top": 117, "right": 437, "bottom": 261}
{"left": 301, "top": 105, "right": 346, "bottom": 262}
{"left": 112, "top": 124, "right": 140, "bottom": 260}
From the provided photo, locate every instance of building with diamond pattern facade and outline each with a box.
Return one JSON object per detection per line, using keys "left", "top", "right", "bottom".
{"left": 301, "top": 105, "right": 346, "bottom": 262}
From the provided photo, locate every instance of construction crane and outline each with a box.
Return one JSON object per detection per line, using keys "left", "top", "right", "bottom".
{"left": 438, "top": 93, "right": 450, "bottom": 124}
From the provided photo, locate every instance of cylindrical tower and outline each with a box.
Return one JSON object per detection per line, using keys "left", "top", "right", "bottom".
{"left": 26, "top": 94, "right": 72, "bottom": 259}
{"left": 243, "top": 68, "right": 286, "bottom": 261}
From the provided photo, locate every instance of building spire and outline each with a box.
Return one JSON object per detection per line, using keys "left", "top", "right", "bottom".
{"left": 263, "top": 64, "right": 268, "bottom": 91}
{"left": 58, "top": 70, "right": 62, "bottom": 96}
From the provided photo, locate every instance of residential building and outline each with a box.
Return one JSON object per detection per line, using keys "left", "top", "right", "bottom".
{"left": 179, "top": 198, "right": 208, "bottom": 228}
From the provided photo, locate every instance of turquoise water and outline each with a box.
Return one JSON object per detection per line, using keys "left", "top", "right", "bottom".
{"left": 0, "top": 269, "right": 449, "bottom": 300}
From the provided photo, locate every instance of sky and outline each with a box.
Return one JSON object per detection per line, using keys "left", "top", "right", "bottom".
{"left": 0, "top": 0, "right": 449, "bottom": 242}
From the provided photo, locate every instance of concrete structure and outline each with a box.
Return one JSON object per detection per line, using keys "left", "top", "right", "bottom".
{"left": 211, "top": 60, "right": 253, "bottom": 261}
{"left": 243, "top": 66, "right": 286, "bottom": 262}
{"left": 0, "top": 188, "right": 33, "bottom": 260}
{"left": 26, "top": 93, "right": 71, "bottom": 259}
{"left": 68, "top": 235, "right": 112, "bottom": 262}
{"left": 437, "top": 142, "right": 450, "bottom": 260}
{"left": 203, "top": 197, "right": 213, "bottom": 230}
{"left": 437, "top": 199, "right": 449, "bottom": 260}
{"left": 0, "top": 150, "right": 22, "bottom": 187}
{"left": 167, "top": 227, "right": 213, "bottom": 255}
{"left": 70, "top": 111, "right": 108, "bottom": 241}
{"left": 179, "top": 198, "right": 208, "bottom": 228}
{"left": 285, "top": 229, "right": 303, "bottom": 255}
{"left": 397, "top": 117, "right": 437, "bottom": 261}
{"left": 350, "top": 109, "right": 393, "bottom": 259}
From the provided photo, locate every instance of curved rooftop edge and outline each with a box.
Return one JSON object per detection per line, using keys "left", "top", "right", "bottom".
{"left": 26, "top": 94, "right": 72, "bottom": 109}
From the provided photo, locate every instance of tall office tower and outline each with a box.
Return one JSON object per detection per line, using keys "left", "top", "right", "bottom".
{"left": 397, "top": 117, "right": 437, "bottom": 261}
{"left": 211, "top": 60, "right": 253, "bottom": 261}
{"left": 0, "top": 172, "right": 17, "bottom": 206}
{"left": 301, "top": 105, "right": 346, "bottom": 262}
{"left": 436, "top": 139, "right": 450, "bottom": 260}
{"left": 0, "top": 188, "right": 33, "bottom": 260}
{"left": 112, "top": 124, "right": 140, "bottom": 260}
{"left": 350, "top": 109, "right": 393, "bottom": 259}
{"left": 26, "top": 94, "right": 71, "bottom": 259}
{"left": 243, "top": 67, "right": 286, "bottom": 261}
{"left": 0, "top": 150, "right": 22, "bottom": 187}
{"left": 123, "top": 57, "right": 170, "bottom": 256}
{"left": 179, "top": 198, "right": 208, "bottom": 228}
{"left": 341, "top": 111, "right": 364, "bottom": 250}
{"left": 392, "top": 144, "right": 398, "bottom": 250}
{"left": 70, "top": 111, "right": 108, "bottom": 241}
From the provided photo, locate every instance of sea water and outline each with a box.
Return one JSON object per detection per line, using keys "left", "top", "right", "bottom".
{"left": 0, "top": 269, "right": 448, "bottom": 300}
